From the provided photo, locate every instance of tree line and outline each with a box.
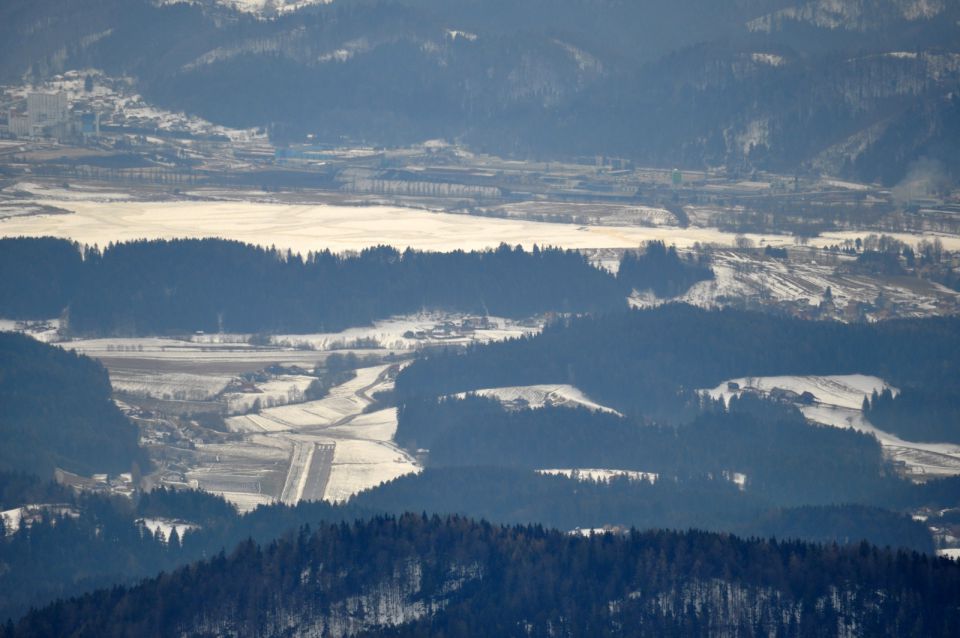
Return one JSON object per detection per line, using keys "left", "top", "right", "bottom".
{"left": 864, "top": 388, "right": 960, "bottom": 444}
{"left": 395, "top": 305, "right": 960, "bottom": 421}
{"left": 0, "top": 237, "right": 710, "bottom": 335}
{"left": 9, "top": 514, "right": 960, "bottom": 637}
{"left": 3, "top": 463, "right": 953, "bottom": 625}
{"left": 395, "top": 393, "right": 898, "bottom": 507}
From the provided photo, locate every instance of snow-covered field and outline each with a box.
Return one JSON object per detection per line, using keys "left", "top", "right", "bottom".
{"left": 321, "top": 432, "right": 420, "bottom": 504}
{"left": 208, "top": 365, "right": 419, "bottom": 509}
{"left": 704, "top": 375, "right": 960, "bottom": 479}
{"left": 0, "top": 319, "right": 60, "bottom": 343}
{"left": 7, "top": 195, "right": 960, "bottom": 255}
{"left": 938, "top": 548, "right": 960, "bottom": 560}
{"left": 222, "top": 374, "right": 316, "bottom": 413}
{"left": 0, "top": 198, "right": 716, "bottom": 253}
{"left": 631, "top": 250, "right": 960, "bottom": 318}
{"left": 705, "top": 374, "right": 895, "bottom": 410}
{"left": 60, "top": 337, "right": 327, "bottom": 404}
{"left": 226, "top": 365, "right": 389, "bottom": 433}
{"left": 107, "top": 368, "right": 233, "bottom": 401}
{"left": 269, "top": 313, "right": 539, "bottom": 351}
{"left": 536, "top": 469, "right": 658, "bottom": 483}
{"left": 456, "top": 384, "right": 620, "bottom": 414}
{"left": 3, "top": 181, "right": 136, "bottom": 203}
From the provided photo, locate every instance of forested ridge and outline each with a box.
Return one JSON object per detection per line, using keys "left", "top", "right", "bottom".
{"left": 352, "top": 468, "right": 935, "bottom": 553}
{"left": 0, "top": 332, "right": 146, "bottom": 477}
{"left": 395, "top": 305, "right": 960, "bottom": 420}
{"left": 9, "top": 514, "right": 960, "bottom": 638}
{"left": 0, "top": 238, "right": 82, "bottom": 319}
{"left": 0, "top": 237, "right": 716, "bottom": 335}
{"left": 396, "top": 394, "right": 899, "bottom": 507}
{"left": 865, "top": 388, "right": 960, "bottom": 444}
{"left": 617, "top": 241, "right": 712, "bottom": 298}
{"left": 2, "top": 467, "right": 952, "bottom": 624}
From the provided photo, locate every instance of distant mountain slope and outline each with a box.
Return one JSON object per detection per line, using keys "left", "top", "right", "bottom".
{"left": 0, "top": 332, "right": 146, "bottom": 477}
{"left": 11, "top": 514, "right": 960, "bottom": 637}
{"left": 0, "top": 0, "right": 957, "bottom": 183}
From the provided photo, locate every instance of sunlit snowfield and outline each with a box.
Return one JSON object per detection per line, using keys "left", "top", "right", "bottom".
{"left": 4, "top": 196, "right": 960, "bottom": 253}
{"left": 204, "top": 363, "right": 419, "bottom": 511}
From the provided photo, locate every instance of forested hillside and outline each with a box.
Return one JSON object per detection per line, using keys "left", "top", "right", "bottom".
{"left": 352, "top": 467, "right": 935, "bottom": 553}
{"left": 395, "top": 305, "right": 960, "bottom": 419}
{"left": 0, "top": 333, "right": 146, "bottom": 477}
{"left": 865, "top": 388, "right": 960, "bottom": 444}
{"left": 10, "top": 514, "right": 960, "bottom": 637}
{"left": 0, "top": 238, "right": 82, "bottom": 320}
{"left": 396, "top": 395, "right": 896, "bottom": 506}
{"left": 3, "top": 465, "right": 950, "bottom": 623}
{"left": 617, "top": 241, "right": 713, "bottom": 297}
{"left": 0, "top": 237, "right": 711, "bottom": 336}
{"left": 0, "top": 237, "right": 635, "bottom": 334}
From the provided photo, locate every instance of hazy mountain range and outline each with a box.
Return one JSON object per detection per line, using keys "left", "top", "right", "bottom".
{"left": 1, "top": 0, "right": 957, "bottom": 185}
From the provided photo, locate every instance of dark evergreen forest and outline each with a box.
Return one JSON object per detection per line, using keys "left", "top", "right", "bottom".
{"left": 2, "top": 466, "right": 952, "bottom": 624}
{"left": 0, "top": 237, "right": 715, "bottom": 335}
{"left": 396, "top": 395, "right": 898, "bottom": 507}
{"left": 9, "top": 514, "right": 960, "bottom": 638}
{"left": 617, "top": 241, "right": 712, "bottom": 298}
{"left": 865, "top": 388, "right": 960, "bottom": 444}
{"left": 0, "top": 238, "right": 82, "bottom": 319}
{"left": 395, "top": 305, "right": 960, "bottom": 420}
{"left": 352, "top": 468, "right": 934, "bottom": 553}
{"left": 0, "top": 333, "right": 146, "bottom": 477}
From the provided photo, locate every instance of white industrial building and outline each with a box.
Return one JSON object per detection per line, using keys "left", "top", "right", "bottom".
{"left": 27, "top": 91, "right": 69, "bottom": 132}
{"left": 7, "top": 109, "right": 30, "bottom": 137}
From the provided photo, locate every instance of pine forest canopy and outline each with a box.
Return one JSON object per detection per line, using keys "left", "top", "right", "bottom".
{"left": 0, "top": 237, "right": 710, "bottom": 335}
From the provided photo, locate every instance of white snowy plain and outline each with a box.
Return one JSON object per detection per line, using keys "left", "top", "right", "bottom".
{"left": 210, "top": 365, "right": 419, "bottom": 510}
{"left": 630, "top": 249, "right": 960, "bottom": 319}
{"left": 6, "top": 197, "right": 960, "bottom": 254}
{"left": 454, "top": 384, "right": 620, "bottom": 414}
